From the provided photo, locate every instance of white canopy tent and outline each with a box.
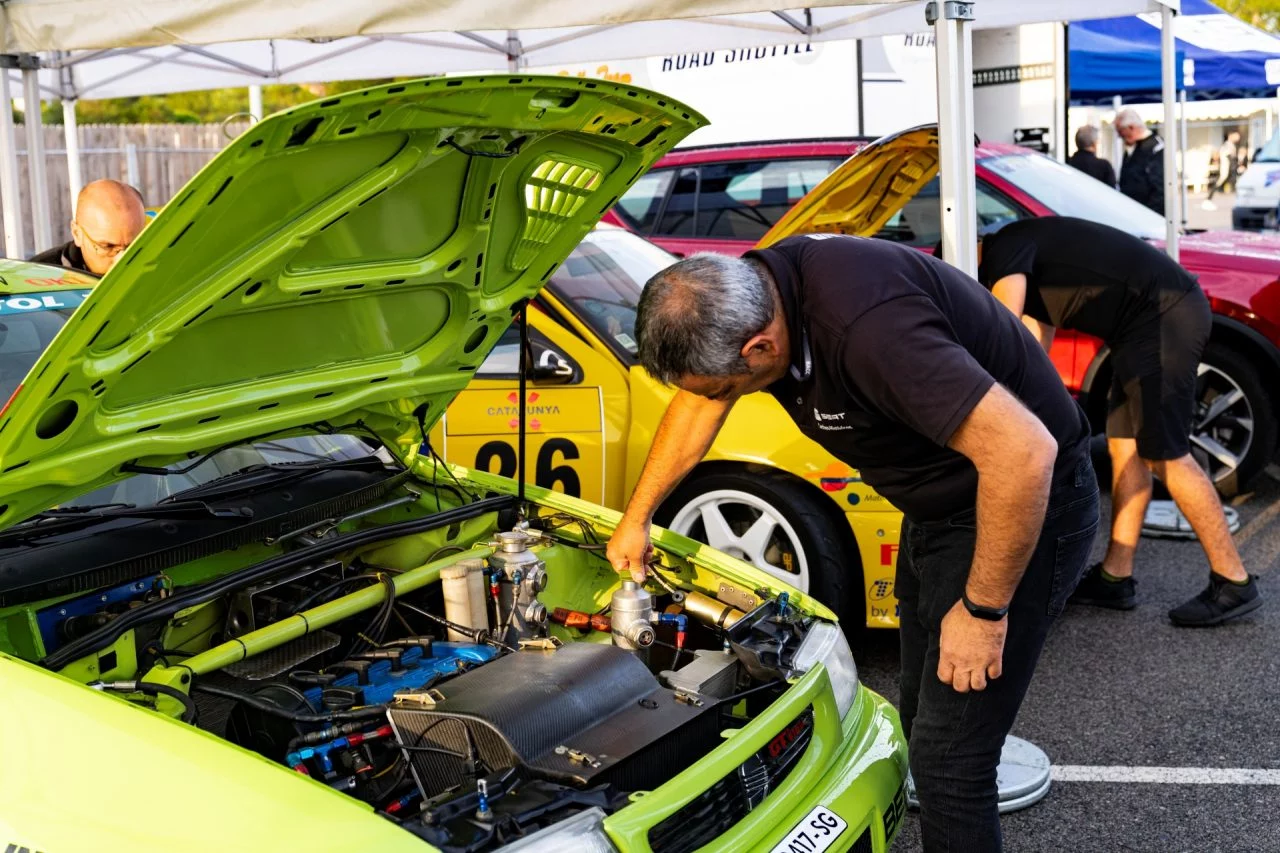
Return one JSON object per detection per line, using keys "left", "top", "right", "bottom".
{"left": 0, "top": 0, "right": 1180, "bottom": 277}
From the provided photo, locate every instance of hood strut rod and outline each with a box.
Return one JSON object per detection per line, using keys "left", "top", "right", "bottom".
{"left": 517, "top": 299, "right": 529, "bottom": 508}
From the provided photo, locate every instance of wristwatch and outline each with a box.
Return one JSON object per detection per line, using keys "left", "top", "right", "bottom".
{"left": 961, "top": 591, "right": 1009, "bottom": 621}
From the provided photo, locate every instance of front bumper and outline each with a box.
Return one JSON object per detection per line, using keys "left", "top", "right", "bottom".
{"left": 1232, "top": 205, "right": 1275, "bottom": 231}
{"left": 602, "top": 667, "right": 908, "bottom": 852}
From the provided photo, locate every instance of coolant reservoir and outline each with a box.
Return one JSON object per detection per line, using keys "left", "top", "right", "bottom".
{"left": 440, "top": 558, "right": 488, "bottom": 642}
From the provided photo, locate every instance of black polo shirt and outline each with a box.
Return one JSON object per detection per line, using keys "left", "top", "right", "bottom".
{"left": 30, "top": 240, "right": 92, "bottom": 275}
{"left": 978, "top": 217, "right": 1196, "bottom": 343}
{"left": 746, "top": 235, "right": 1090, "bottom": 523}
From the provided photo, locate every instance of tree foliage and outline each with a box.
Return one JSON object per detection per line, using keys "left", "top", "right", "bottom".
{"left": 26, "top": 79, "right": 393, "bottom": 125}
{"left": 1216, "top": 0, "right": 1280, "bottom": 32}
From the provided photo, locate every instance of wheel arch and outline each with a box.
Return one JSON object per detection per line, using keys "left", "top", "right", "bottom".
{"left": 1075, "top": 317, "right": 1280, "bottom": 439}
{"left": 1207, "top": 317, "right": 1280, "bottom": 421}
{"left": 657, "top": 458, "right": 866, "bottom": 580}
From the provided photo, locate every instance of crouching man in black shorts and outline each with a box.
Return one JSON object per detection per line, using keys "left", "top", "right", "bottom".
{"left": 979, "top": 216, "right": 1262, "bottom": 626}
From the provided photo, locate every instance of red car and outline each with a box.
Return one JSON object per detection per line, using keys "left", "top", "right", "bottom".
{"left": 604, "top": 128, "right": 1280, "bottom": 495}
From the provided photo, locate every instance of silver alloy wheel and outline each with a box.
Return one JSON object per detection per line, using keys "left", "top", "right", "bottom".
{"left": 667, "top": 488, "right": 810, "bottom": 592}
{"left": 1193, "top": 361, "right": 1254, "bottom": 485}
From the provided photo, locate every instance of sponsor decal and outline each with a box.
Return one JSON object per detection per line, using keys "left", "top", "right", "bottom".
{"left": 804, "top": 462, "right": 862, "bottom": 493}
{"left": 0, "top": 291, "right": 89, "bottom": 315}
{"left": 883, "top": 783, "right": 908, "bottom": 839}
{"left": 880, "top": 543, "right": 899, "bottom": 566}
{"left": 869, "top": 578, "right": 894, "bottom": 601}
{"left": 486, "top": 391, "right": 561, "bottom": 421}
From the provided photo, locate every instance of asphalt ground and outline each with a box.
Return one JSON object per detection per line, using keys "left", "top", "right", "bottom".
{"left": 857, "top": 463, "right": 1280, "bottom": 853}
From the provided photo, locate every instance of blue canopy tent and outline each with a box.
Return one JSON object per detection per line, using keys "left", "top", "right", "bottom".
{"left": 1071, "top": 0, "right": 1280, "bottom": 104}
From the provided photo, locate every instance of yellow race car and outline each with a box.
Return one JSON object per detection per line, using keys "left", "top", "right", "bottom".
{"left": 433, "top": 225, "right": 902, "bottom": 632}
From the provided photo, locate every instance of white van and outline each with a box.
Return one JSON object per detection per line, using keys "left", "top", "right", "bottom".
{"left": 1233, "top": 132, "right": 1280, "bottom": 230}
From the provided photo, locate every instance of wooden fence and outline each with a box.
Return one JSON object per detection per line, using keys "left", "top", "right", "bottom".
{"left": 7, "top": 122, "right": 250, "bottom": 257}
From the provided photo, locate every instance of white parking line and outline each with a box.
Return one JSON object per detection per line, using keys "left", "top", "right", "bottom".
{"left": 1052, "top": 765, "right": 1280, "bottom": 785}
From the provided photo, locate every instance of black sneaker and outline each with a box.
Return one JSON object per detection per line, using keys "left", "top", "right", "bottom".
{"left": 1168, "top": 574, "right": 1263, "bottom": 627}
{"left": 1069, "top": 563, "right": 1137, "bottom": 610}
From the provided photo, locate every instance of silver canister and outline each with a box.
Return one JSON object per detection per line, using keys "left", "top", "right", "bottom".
{"left": 610, "top": 581, "right": 655, "bottom": 651}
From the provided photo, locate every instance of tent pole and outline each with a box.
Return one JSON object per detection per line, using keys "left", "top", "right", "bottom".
{"left": 22, "top": 61, "right": 52, "bottom": 253}
{"left": 63, "top": 99, "right": 81, "bottom": 212}
{"left": 0, "top": 64, "right": 25, "bottom": 259}
{"left": 506, "top": 31, "right": 521, "bottom": 72}
{"left": 929, "top": 0, "right": 977, "bottom": 277}
{"left": 1160, "top": 3, "right": 1179, "bottom": 261}
{"left": 1179, "top": 88, "right": 1188, "bottom": 231}
{"left": 248, "top": 84, "right": 264, "bottom": 122}
{"left": 855, "top": 39, "right": 865, "bottom": 137}
{"left": 1111, "top": 94, "right": 1124, "bottom": 176}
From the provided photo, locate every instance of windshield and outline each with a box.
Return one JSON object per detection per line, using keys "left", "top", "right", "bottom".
{"left": 1256, "top": 132, "right": 1280, "bottom": 163}
{"left": 0, "top": 290, "right": 90, "bottom": 408}
{"left": 982, "top": 152, "right": 1165, "bottom": 240}
{"left": 548, "top": 228, "right": 676, "bottom": 356}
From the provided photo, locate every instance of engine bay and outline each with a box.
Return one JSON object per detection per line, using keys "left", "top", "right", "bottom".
{"left": 3, "top": 475, "right": 837, "bottom": 852}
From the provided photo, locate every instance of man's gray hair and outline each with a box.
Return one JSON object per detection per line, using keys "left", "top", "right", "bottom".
{"left": 1074, "top": 125, "right": 1099, "bottom": 151}
{"left": 636, "top": 253, "right": 775, "bottom": 384}
{"left": 1114, "top": 108, "right": 1144, "bottom": 129}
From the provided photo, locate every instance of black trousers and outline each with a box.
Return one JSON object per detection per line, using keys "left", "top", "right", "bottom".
{"left": 897, "top": 458, "right": 1099, "bottom": 852}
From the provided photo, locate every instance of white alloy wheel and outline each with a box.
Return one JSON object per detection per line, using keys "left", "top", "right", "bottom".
{"left": 667, "top": 488, "right": 811, "bottom": 592}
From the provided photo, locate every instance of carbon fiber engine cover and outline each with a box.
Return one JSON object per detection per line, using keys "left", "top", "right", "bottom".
{"left": 389, "top": 643, "right": 717, "bottom": 796}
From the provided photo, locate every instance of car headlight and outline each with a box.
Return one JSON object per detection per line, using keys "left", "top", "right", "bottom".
{"left": 496, "top": 807, "right": 617, "bottom": 852}
{"left": 792, "top": 621, "right": 858, "bottom": 719}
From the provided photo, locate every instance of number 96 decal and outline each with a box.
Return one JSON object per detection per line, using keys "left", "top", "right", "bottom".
{"left": 471, "top": 437, "right": 592, "bottom": 500}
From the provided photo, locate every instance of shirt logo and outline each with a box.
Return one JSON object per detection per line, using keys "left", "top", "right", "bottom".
{"left": 812, "top": 408, "right": 853, "bottom": 431}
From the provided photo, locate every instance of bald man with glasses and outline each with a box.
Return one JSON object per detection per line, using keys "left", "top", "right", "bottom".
{"left": 32, "top": 179, "right": 147, "bottom": 276}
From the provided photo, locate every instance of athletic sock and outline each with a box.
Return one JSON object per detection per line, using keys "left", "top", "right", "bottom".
{"left": 1101, "top": 569, "right": 1130, "bottom": 583}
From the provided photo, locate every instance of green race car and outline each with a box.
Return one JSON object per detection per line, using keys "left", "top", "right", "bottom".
{"left": 0, "top": 77, "right": 906, "bottom": 853}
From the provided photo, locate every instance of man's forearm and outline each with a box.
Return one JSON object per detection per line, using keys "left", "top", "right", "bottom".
{"left": 623, "top": 390, "right": 733, "bottom": 524}
{"left": 965, "top": 451, "right": 1055, "bottom": 608}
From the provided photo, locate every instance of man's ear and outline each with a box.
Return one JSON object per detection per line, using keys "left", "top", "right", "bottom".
{"left": 70, "top": 219, "right": 83, "bottom": 248}
{"left": 739, "top": 331, "right": 778, "bottom": 362}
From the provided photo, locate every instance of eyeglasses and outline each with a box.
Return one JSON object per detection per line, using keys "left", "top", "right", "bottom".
{"left": 75, "top": 221, "right": 131, "bottom": 257}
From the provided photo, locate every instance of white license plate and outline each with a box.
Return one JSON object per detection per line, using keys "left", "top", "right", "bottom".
{"left": 769, "top": 805, "right": 849, "bottom": 853}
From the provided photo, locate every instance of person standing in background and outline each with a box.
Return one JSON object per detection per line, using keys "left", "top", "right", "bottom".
{"left": 1115, "top": 109, "right": 1165, "bottom": 215}
{"left": 30, "top": 179, "right": 147, "bottom": 276}
{"left": 1204, "top": 131, "right": 1240, "bottom": 210}
{"left": 1067, "top": 125, "right": 1117, "bottom": 188}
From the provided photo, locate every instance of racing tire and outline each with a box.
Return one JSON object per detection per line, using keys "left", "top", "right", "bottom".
{"left": 655, "top": 467, "right": 864, "bottom": 636}
{"left": 1194, "top": 343, "right": 1276, "bottom": 497}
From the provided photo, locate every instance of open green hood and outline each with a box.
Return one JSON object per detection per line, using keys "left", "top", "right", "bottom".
{"left": 0, "top": 77, "right": 704, "bottom": 527}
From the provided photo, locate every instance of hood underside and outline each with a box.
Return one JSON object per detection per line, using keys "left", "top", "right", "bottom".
{"left": 756, "top": 125, "right": 940, "bottom": 248}
{"left": 0, "top": 76, "right": 704, "bottom": 528}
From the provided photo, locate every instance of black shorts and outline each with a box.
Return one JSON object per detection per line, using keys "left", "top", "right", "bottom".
{"left": 1105, "top": 286, "right": 1211, "bottom": 460}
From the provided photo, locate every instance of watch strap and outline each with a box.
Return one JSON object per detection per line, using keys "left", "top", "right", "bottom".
{"left": 961, "top": 591, "right": 1009, "bottom": 621}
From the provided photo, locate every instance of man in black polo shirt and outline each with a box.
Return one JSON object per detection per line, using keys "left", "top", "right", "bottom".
{"left": 979, "top": 216, "right": 1261, "bottom": 626}
{"left": 607, "top": 235, "right": 1098, "bottom": 851}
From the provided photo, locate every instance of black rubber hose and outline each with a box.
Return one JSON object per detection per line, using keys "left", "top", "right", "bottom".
{"left": 191, "top": 681, "right": 386, "bottom": 723}
{"left": 99, "top": 681, "right": 199, "bottom": 725}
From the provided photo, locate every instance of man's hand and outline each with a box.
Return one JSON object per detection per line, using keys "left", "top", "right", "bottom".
{"left": 937, "top": 599, "right": 1007, "bottom": 692}
{"left": 607, "top": 518, "right": 654, "bottom": 583}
